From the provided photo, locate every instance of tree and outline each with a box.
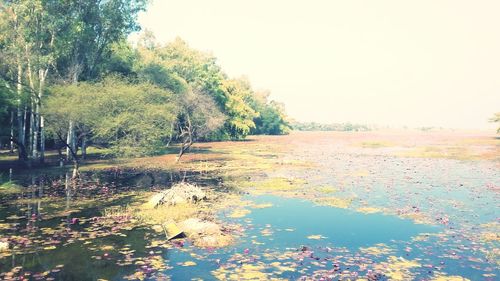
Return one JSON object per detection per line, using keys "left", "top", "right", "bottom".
{"left": 45, "top": 77, "right": 178, "bottom": 158}
{"left": 219, "top": 78, "right": 258, "bottom": 139}
{"left": 490, "top": 112, "right": 500, "bottom": 133}
{"left": 175, "top": 89, "right": 225, "bottom": 162}
{"left": 140, "top": 38, "right": 260, "bottom": 141}
{"left": 52, "top": 0, "right": 147, "bottom": 161}
{"left": 0, "top": 0, "right": 147, "bottom": 164}
{"left": 0, "top": 77, "right": 16, "bottom": 152}
{"left": 253, "top": 100, "right": 291, "bottom": 135}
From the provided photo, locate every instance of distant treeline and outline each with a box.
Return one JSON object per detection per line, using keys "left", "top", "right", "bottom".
{"left": 292, "top": 122, "right": 373, "bottom": 132}
{"left": 0, "top": 0, "right": 291, "bottom": 166}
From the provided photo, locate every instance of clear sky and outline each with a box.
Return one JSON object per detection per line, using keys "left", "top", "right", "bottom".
{"left": 134, "top": 0, "right": 500, "bottom": 130}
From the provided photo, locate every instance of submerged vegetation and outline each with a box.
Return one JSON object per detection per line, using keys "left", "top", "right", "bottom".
{"left": 0, "top": 129, "right": 498, "bottom": 280}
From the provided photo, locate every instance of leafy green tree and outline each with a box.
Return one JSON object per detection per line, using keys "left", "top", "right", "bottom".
{"left": 490, "top": 112, "right": 500, "bottom": 133}
{"left": 143, "top": 38, "right": 261, "bottom": 140}
{"left": 0, "top": 77, "right": 15, "bottom": 151}
{"left": 219, "top": 78, "right": 258, "bottom": 139}
{"left": 253, "top": 101, "right": 291, "bottom": 135}
{"left": 45, "top": 77, "right": 178, "bottom": 159}
{"left": 53, "top": 0, "right": 147, "bottom": 82}
{"left": 0, "top": 0, "right": 147, "bottom": 164}
{"left": 175, "top": 89, "right": 225, "bottom": 161}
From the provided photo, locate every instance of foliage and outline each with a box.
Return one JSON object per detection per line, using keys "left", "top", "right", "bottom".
{"left": 219, "top": 78, "right": 258, "bottom": 139}
{"left": 52, "top": 0, "right": 147, "bottom": 81}
{"left": 248, "top": 90, "right": 291, "bottom": 135}
{"left": 45, "top": 77, "right": 177, "bottom": 156}
{"left": 176, "top": 89, "right": 226, "bottom": 141}
{"left": 490, "top": 112, "right": 500, "bottom": 133}
{"left": 0, "top": 78, "right": 15, "bottom": 140}
{"left": 0, "top": 1, "right": 290, "bottom": 164}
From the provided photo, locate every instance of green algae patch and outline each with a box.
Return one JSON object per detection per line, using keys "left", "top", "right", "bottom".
{"left": 359, "top": 141, "right": 395, "bottom": 148}
{"left": 0, "top": 182, "right": 23, "bottom": 195}
{"left": 359, "top": 243, "right": 394, "bottom": 256}
{"left": 244, "top": 177, "right": 306, "bottom": 192}
{"left": 430, "top": 274, "right": 471, "bottom": 281}
{"left": 316, "top": 185, "right": 337, "bottom": 194}
{"left": 228, "top": 208, "right": 251, "bottom": 218}
{"left": 398, "top": 145, "right": 483, "bottom": 161}
{"left": 315, "top": 197, "right": 353, "bottom": 209}
{"left": 374, "top": 256, "right": 421, "bottom": 280}
{"left": 307, "top": 234, "right": 327, "bottom": 240}
{"left": 357, "top": 206, "right": 382, "bottom": 214}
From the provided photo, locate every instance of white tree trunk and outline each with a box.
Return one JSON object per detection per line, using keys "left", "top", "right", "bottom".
{"left": 26, "top": 47, "right": 35, "bottom": 159}
{"left": 16, "top": 59, "right": 24, "bottom": 147}
{"left": 66, "top": 120, "right": 73, "bottom": 161}
{"left": 37, "top": 69, "right": 48, "bottom": 163}
{"left": 32, "top": 106, "right": 38, "bottom": 159}
{"left": 40, "top": 116, "right": 45, "bottom": 162}
{"left": 10, "top": 111, "right": 14, "bottom": 153}
{"left": 29, "top": 100, "right": 34, "bottom": 157}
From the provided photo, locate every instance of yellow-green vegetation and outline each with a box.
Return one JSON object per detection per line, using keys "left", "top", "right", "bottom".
{"left": 250, "top": 203, "right": 273, "bottom": 209}
{"left": 244, "top": 177, "right": 306, "bottom": 192}
{"left": 430, "top": 274, "right": 471, "bottom": 281}
{"left": 400, "top": 211, "right": 433, "bottom": 225}
{"left": 0, "top": 182, "right": 23, "bottom": 195}
{"left": 269, "top": 262, "right": 296, "bottom": 274}
{"left": 374, "top": 256, "right": 421, "bottom": 280}
{"left": 400, "top": 146, "right": 481, "bottom": 160}
{"left": 315, "top": 197, "right": 353, "bottom": 209}
{"left": 212, "top": 263, "right": 274, "bottom": 281}
{"left": 128, "top": 201, "right": 202, "bottom": 226}
{"left": 228, "top": 209, "right": 251, "bottom": 218}
{"left": 360, "top": 141, "right": 394, "bottom": 148}
{"left": 181, "top": 261, "right": 197, "bottom": 266}
{"left": 98, "top": 186, "right": 240, "bottom": 249}
{"left": 307, "top": 235, "right": 326, "bottom": 240}
{"left": 357, "top": 206, "right": 382, "bottom": 214}
{"left": 479, "top": 222, "right": 500, "bottom": 242}
{"left": 481, "top": 232, "right": 499, "bottom": 242}
{"left": 180, "top": 218, "right": 234, "bottom": 248}
{"left": 0, "top": 152, "right": 18, "bottom": 161}
{"left": 316, "top": 185, "right": 337, "bottom": 194}
{"left": 359, "top": 243, "right": 394, "bottom": 256}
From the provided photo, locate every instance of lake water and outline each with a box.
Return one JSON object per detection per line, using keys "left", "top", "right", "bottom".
{"left": 0, "top": 160, "right": 498, "bottom": 280}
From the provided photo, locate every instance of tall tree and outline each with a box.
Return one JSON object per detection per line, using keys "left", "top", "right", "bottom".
{"left": 490, "top": 112, "right": 500, "bottom": 133}
{"left": 45, "top": 77, "right": 178, "bottom": 159}
{"left": 175, "top": 89, "right": 225, "bottom": 161}
{"left": 0, "top": 0, "right": 147, "bottom": 163}
{"left": 52, "top": 0, "right": 146, "bottom": 161}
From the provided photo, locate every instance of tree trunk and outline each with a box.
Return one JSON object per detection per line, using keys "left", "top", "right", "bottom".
{"left": 175, "top": 115, "right": 194, "bottom": 163}
{"left": 16, "top": 59, "right": 25, "bottom": 155}
{"left": 40, "top": 116, "right": 45, "bottom": 163}
{"left": 10, "top": 111, "right": 14, "bottom": 153}
{"left": 57, "top": 132, "right": 79, "bottom": 179}
{"left": 32, "top": 104, "right": 39, "bottom": 159}
{"left": 22, "top": 106, "right": 27, "bottom": 145}
{"left": 37, "top": 69, "right": 48, "bottom": 163}
{"left": 26, "top": 45, "right": 35, "bottom": 160}
{"left": 81, "top": 135, "right": 86, "bottom": 160}
{"left": 29, "top": 101, "right": 34, "bottom": 158}
{"left": 66, "top": 120, "right": 73, "bottom": 161}
{"left": 10, "top": 136, "right": 28, "bottom": 164}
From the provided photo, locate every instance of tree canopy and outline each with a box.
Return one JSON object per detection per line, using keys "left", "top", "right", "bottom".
{"left": 0, "top": 0, "right": 291, "bottom": 170}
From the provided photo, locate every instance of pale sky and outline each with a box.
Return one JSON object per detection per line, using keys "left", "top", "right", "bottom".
{"left": 134, "top": 0, "right": 500, "bottom": 130}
